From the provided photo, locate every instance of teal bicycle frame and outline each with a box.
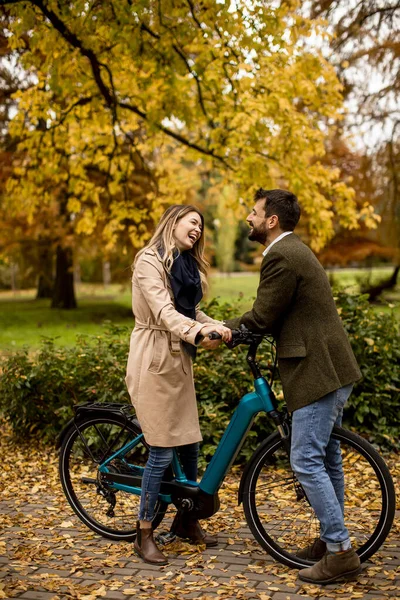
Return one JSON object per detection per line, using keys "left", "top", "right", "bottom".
{"left": 98, "top": 375, "right": 279, "bottom": 504}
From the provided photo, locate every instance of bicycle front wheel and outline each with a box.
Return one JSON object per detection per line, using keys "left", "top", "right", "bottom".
{"left": 242, "top": 426, "right": 395, "bottom": 569}
{"left": 59, "top": 413, "right": 169, "bottom": 541}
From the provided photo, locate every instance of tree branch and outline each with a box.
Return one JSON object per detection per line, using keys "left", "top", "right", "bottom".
{"left": 9, "top": 0, "right": 232, "bottom": 168}
{"left": 140, "top": 21, "right": 216, "bottom": 129}
{"left": 357, "top": 4, "right": 400, "bottom": 29}
{"left": 118, "top": 100, "right": 232, "bottom": 168}
{"left": 48, "top": 96, "right": 94, "bottom": 129}
{"left": 185, "top": 0, "right": 203, "bottom": 30}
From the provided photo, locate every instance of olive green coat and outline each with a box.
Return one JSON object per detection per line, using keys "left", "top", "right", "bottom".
{"left": 226, "top": 234, "right": 361, "bottom": 413}
{"left": 125, "top": 249, "right": 220, "bottom": 447}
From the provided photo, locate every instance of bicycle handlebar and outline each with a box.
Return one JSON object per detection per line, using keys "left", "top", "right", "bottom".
{"left": 208, "top": 332, "right": 223, "bottom": 340}
{"left": 208, "top": 325, "right": 276, "bottom": 382}
{"left": 208, "top": 325, "right": 265, "bottom": 349}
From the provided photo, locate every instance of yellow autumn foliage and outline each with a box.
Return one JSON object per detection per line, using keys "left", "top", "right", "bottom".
{"left": 3, "top": 0, "right": 380, "bottom": 251}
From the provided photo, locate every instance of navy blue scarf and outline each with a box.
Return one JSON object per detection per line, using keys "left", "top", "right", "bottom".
{"left": 169, "top": 251, "right": 203, "bottom": 359}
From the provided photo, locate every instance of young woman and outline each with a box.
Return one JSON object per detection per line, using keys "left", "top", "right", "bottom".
{"left": 125, "top": 205, "right": 232, "bottom": 565}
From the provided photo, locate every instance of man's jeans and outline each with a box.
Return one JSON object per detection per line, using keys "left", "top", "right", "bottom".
{"left": 290, "top": 384, "right": 353, "bottom": 552}
{"left": 138, "top": 442, "right": 199, "bottom": 521}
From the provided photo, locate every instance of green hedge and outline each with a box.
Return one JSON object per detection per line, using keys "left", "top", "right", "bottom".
{"left": 0, "top": 294, "right": 399, "bottom": 463}
{"left": 335, "top": 292, "right": 400, "bottom": 449}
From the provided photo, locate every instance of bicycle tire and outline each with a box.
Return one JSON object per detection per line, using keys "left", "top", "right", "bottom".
{"left": 241, "top": 426, "right": 395, "bottom": 569}
{"left": 59, "top": 412, "right": 169, "bottom": 541}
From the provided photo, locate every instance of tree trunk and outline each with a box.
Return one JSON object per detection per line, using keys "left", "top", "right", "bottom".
{"left": 10, "top": 263, "right": 18, "bottom": 292}
{"left": 51, "top": 245, "right": 77, "bottom": 309}
{"left": 36, "top": 243, "right": 54, "bottom": 299}
{"left": 74, "top": 263, "right": 81, "bottom": 285}
{"left": 102, "top": 260, "right": 111, "bottom": 286}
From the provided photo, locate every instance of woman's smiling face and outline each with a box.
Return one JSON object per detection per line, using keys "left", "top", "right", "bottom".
{"left": 173, "top": 211, "right": 203, "bottom": 251}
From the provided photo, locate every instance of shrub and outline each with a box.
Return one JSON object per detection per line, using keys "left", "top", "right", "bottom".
{"left": 0, "top": 294, "right": 399, "bottom": 462}
{"left": 0, "top": 324, "right": 131, "bottom": 443}
{"left": 335, "top": 292, "right": 400, "bottom": 449}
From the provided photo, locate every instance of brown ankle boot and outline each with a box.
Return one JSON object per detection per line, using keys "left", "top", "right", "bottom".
{"left": 171, "top": 512, "right": 218, "bottom": 547}
{"left": 296, "top": 538, "right": 327, "bottom": 561}
{"left": 298, "top": 548, "right": 361, "bottom": 584}
{"left": 134, "top": 521, "right": 168, "bottom": 565}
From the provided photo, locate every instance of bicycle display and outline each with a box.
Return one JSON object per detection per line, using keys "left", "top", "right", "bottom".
{"left": 58, "top": 328, "right": 395, "bottom": 569}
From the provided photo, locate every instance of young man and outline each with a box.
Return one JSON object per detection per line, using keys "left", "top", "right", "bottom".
{"left": 225, "top": 188, "right": 362, "bottom": 584}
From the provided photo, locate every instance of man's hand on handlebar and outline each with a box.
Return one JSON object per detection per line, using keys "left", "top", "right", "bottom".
{"left": 199, "top": 324, "right": 232, "bottom": 350}
{"left": 199, "top": 324, "right": 265, "bottom": 350}
{"left": 208, "top": 325, "right": 266, "bottom": 349}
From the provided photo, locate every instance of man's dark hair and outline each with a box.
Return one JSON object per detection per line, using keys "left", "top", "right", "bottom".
{"left": 254, "top": 188, "right": 301, "bottom": 231}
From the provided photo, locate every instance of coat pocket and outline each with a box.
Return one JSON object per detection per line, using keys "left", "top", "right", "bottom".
{"left": 147, "top": 331, "right": 163, "bottom": 373}
{"left": 277, "top": 344, "right": 307, "bottom": 358}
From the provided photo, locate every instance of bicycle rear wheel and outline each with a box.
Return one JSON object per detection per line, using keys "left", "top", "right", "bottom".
{"left": 59, "top": 412, "right": 169, "bottom": 541}
{"left": 242, "top": 426, "right": 395, "bottom": 569}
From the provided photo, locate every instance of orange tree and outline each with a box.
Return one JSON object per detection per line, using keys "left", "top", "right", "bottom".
{"left": 309, "top": 1, "right": 399, "bottom": 288}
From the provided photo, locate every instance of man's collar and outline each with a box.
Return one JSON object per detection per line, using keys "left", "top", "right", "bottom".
{"left": 262, "top": 231, "right": 293, "bottom": 257}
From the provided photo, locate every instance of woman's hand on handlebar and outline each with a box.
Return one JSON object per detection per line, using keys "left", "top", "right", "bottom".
{"left": 199, "top": 324, "right": 232, "bottom": 349}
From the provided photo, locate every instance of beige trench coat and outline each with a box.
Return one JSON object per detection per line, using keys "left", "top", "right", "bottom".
{"left": 125, "top": 249, "right": 220, "bottom": 447}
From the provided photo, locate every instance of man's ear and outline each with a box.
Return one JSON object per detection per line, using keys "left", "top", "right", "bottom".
{"left": 268, "top": 214, "right": 279, "bottom": 229}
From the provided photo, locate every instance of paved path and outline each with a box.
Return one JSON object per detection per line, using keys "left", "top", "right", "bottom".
{"left": 1, "top": 430, "right": 399, "bottom": 600}
{"left": 2, "top": 493, "right": 399, "bottom": 600}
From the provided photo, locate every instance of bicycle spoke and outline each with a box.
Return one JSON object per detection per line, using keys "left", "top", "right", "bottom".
{"left": 62, "top": 418, "right": 159, "bottom": 536}
{"left": 250, "top": 476, "right": 295, "bottom": 491}
{"left": 243, "top": 429, "right": 394, "bottom": 568}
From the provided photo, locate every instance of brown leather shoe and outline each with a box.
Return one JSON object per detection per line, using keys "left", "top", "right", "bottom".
{"left": 296, "top": 538, "right": 327, "bottom": 561}
{"left": 134, "top": 521, "right": 168, "bottom": 565}
{"left": 298, "top": 548, "right": 361, "bottom": 584}
{"left": 171, "top": 512, "right": 218, "bottom": 547}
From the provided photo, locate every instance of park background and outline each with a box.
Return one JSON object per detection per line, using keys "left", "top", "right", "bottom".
{"left": 0, "top": 3, "right": 400, "bottom": 600}
{"left": 0, "top": 0, "right": 399, "bottom": 450}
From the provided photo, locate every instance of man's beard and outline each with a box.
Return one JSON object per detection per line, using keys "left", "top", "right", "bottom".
{"left": 248, "top": 223, "right": 268, "bottom": 245}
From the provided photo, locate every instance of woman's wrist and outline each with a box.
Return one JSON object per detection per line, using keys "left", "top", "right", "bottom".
{"left": 194, "top": 332, "right": 205, "bottom": 345}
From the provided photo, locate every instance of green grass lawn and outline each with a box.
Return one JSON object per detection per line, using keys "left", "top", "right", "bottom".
{"left": 0, "top": 267, "right": 398, "bottom": 352}
{"left": 208, "top": 273, "right": 258, "bottom": 306}
{"left": 209, "top": 267, "right": 400, "bottom": 312}
{"left": 0, "top": 285, "right": 134, "bottom": 352}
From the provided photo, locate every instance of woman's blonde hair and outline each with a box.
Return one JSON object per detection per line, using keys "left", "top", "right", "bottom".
{"left": 134, "top": 205, "right": 209, "bottom": 289}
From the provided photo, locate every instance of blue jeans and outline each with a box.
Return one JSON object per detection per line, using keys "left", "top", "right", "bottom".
{"left": 138, "top": 442, "right": 199, "bottom": 521}
{"left": 290, "top": 384, "right": 353, "bottom": 552}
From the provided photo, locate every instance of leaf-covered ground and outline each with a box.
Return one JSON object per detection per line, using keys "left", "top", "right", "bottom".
{"left": 1, "top": 422, "right": 399, "bottom": 600}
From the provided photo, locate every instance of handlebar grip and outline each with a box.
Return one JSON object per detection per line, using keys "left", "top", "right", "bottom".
{"left": 208, "top": 332, "right": 222, "bottom": 340}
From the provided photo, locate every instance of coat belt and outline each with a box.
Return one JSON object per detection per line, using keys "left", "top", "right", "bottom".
{"left": 134, "top": 319, "right": 181, "bottom": 354}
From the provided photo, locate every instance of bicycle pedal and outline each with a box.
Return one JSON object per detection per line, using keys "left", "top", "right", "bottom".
{"left": 156, "top": 531, "right": 177, "bottom": 546}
